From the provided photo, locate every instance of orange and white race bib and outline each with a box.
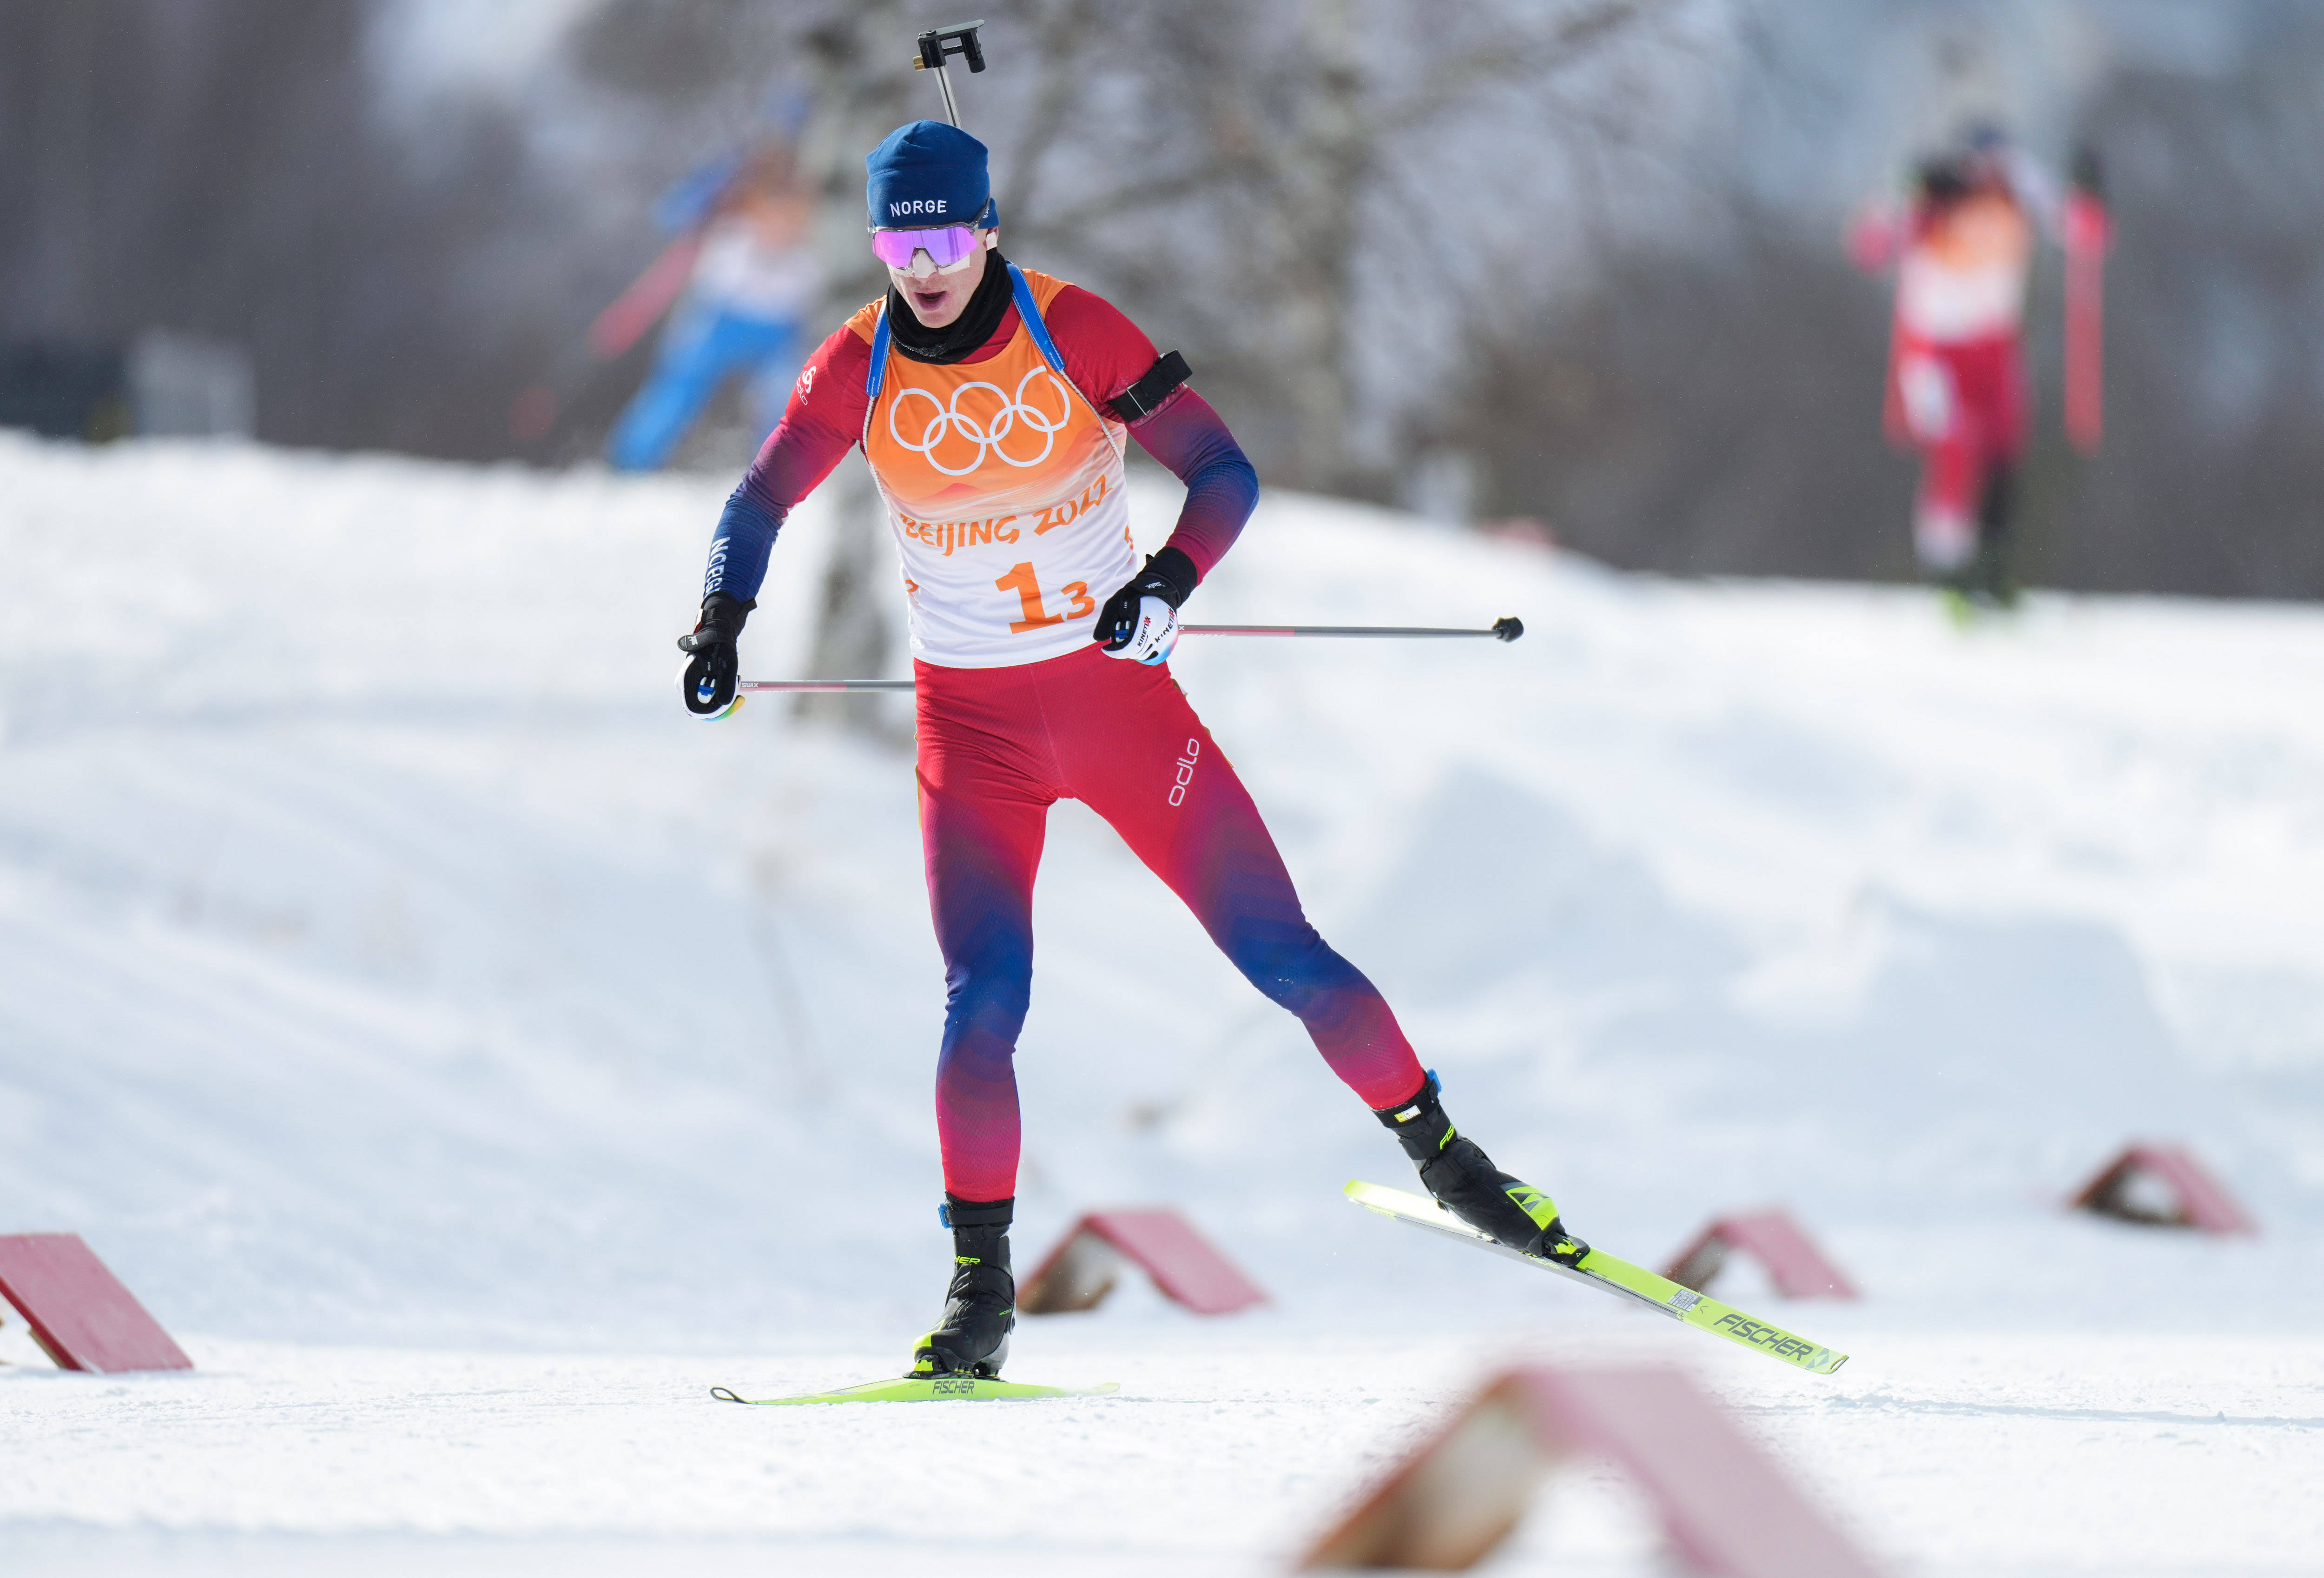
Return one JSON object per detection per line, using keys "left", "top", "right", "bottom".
{"left": 852, "top": 266, "right": 1136, "bottom": 668}
{"left": 1898, "top": 191, "right": 2032, "bottom": 343}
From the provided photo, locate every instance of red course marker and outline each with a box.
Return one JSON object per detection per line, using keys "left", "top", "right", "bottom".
{"left": 2070, "top": 1143, "right": 2257, "bottom": 1235}
{"left": 1663, "top": 1208, "right": 1862, "bottom": 1300}
{"left": 0, "top": 1233, "right": 193, "bottom": 1373}
{"left": 1019, "top": 1207, "right": 1268, "bottom": 1317}
{"left": 1301, "top": 1364, "right": 1885, "bottom": 1575}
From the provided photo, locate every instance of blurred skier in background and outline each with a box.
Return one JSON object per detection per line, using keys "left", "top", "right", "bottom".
{"left": 673, "top": 121, "right": 1584, "bottom": 1380}
{"left": 1849, "top": 124, "right": 2099, "bottom": 606}
{"left": 605, "top": 143, "right": 824, "bottom": 471}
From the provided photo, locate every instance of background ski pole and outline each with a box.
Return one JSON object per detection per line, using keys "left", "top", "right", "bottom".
{"left": 2063, "top": 145, "right": 2111, "bottom": 455}
{"left": 733, "top": 617, "right": 1524, "bottom": 691}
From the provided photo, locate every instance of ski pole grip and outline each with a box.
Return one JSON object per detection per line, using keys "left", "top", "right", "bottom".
{"left": 1492, "top": 617, "right": 1524, "bottom": 643}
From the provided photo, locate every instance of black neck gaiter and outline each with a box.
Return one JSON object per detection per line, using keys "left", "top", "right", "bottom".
{"left": 885, "top": 249, "right": 1015, "bottom": 365}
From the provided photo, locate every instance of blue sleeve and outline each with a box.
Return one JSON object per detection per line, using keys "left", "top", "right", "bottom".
{"left": 1127, "top": 390, "right": 1259, "bottom": 581}
{"left": 701, "top": 484, "right": 785, "bottom": 603}
{"left": 693, "top": 321, "right": 871, "bottom": 605}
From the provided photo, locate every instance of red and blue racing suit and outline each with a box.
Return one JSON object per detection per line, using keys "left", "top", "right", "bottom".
{"left": 701, "top": 267, "right": 1427, "bottom": 1201}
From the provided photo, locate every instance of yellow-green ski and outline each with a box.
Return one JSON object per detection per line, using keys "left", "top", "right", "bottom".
{"left": 711, "top": 1375, "right": 1121, "bottom": 1406}
{"left": 1344, "top": 1180, "right": 1848, "bottom": 1375}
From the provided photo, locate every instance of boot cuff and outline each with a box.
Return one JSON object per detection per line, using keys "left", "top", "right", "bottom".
{"left": 940, "top": 1194, "right": 1014, "bottom": 1229}
{"left": 1370, "top": 1071, "right": 1439, "bottom": 1127}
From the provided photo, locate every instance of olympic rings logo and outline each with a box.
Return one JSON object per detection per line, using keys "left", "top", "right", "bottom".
{"left": 888, "top": 366, "right": 1071, "bottom": 477}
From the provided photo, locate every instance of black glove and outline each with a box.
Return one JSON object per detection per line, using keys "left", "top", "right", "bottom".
{"left": 1093, "top": 546, "right": 1199, "bottom": 652}
{"left": 677, "top": 592, "right": 753, "bottom": 717}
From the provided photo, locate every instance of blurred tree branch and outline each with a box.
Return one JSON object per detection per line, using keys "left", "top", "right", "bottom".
{"left": 1000, "top": 0, "right": 1678, "bottom": 491}
{"left": 997, "top": 0, "right": 1104, "bottom": 227}
{"left": 1378, "top": 0, "right": 1653, "bottom": 135}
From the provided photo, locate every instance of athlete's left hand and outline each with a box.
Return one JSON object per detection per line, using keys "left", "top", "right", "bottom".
{"left": 1096, "top": 547, "right": 1199, "bottom": 666}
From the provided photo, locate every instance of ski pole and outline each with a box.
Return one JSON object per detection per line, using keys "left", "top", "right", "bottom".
{"left": 734, "top": 617, "right": 1524, "bottom": 691}
{"left": 740, "top": 679, "right": 917, "bottom": 693}
{"left": 1180, "top": 617, "right": 1524, "bottom": 640}
{"left": 911, "top": 20, "right": 987, "bottom": 129}
{"left": 2063, "top": 146, "right": 2110, "bottom": 454}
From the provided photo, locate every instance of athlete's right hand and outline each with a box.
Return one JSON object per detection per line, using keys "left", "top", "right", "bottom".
{"left": 677, "top": 593, "right": 753, "bottom": 719}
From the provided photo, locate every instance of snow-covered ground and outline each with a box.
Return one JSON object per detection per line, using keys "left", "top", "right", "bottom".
{"left": 3, "top": 433, "right": 2320, "bottom": 1574}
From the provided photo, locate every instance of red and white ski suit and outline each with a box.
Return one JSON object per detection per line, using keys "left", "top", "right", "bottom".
{"left": 1851, "top": 182, "right": 2039, "bottom": 570}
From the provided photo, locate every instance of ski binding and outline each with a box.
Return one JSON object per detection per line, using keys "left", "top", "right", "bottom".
{"left": 711, "top": 1375, "right": 1121, "bottom": 1406}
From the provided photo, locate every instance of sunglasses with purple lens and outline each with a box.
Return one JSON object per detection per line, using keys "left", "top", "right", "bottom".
{"left": 870, "top": 225, "right": 982, "bottom": 271}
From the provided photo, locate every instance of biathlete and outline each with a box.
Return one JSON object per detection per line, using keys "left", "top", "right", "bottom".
{"left": 674, "top": 121, "right": 1580, "bottom": 1378}
{"left": 607, "top": 143, "right": 824, "bottom": 473}
{"left": 1849, "top": 125, "right": 2063, "bottom": 601}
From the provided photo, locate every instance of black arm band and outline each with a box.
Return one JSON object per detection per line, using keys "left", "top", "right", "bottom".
{"left": 1105, "top": 350, "right": 1192, "bottom": 423}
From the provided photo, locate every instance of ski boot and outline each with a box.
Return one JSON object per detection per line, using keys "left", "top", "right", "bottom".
{"left": 910, "top": 1195, "right": 1016, "bottom": 1378}
{"left": 1373, "top": 1072, "right": 1588, "bottom": 1265}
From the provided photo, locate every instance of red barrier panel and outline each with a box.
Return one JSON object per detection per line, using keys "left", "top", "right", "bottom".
{"left": 2070, "top": 1143, "right": 2257, "bottom": 1234}
{"left": 1663, "top": 1208, "right": 1861, "bottom": 1300}
{"left": 1019, "top": 1207, "right": 1267, "bottom": 1316}
{"left": 1301, "top": 1364, "right": 1884, "bottom": 1574}
{"left": 0, "top": 1233, "right": 192, "bottom": 1373}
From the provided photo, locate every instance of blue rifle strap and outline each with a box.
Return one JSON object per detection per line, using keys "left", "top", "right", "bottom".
{"left": 866, "top": 300, "right": 892, "bottom": 403}
{"left": 1006, "top": 264, "right": 1068, "bottom": 378}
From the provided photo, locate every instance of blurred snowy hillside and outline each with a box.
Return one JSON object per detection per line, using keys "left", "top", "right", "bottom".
{"left": 2, "top": 433, "right": 2320, "bottom": 1353}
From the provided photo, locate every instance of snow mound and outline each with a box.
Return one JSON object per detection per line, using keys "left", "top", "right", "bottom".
{"left": 2, "top": 431, "right": 2321, "bottom": 1350}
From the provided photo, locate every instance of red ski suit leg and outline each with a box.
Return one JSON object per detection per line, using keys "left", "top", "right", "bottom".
{"left": 1908, "top": 333, "right": 2027, "bottom": 564}
{"left": 915, "top": 644, "right": 1425, "bottom": 1201}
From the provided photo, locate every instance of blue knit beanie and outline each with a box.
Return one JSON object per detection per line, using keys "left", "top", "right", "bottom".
{"left": 864, "top": 120, "right": 997, "bottom": 229}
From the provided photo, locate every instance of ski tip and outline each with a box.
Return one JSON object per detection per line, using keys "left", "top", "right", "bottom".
{"left": 709, "top": 1386, "right": 745, "bottom": 1403}
{"left": 1343, "top": 1179, "right": 1411, "bottom": 1213}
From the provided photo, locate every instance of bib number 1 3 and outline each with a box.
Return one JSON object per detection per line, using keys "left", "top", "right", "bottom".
{"left": 997, "top": 561, "right": 1096, "bottom": 634}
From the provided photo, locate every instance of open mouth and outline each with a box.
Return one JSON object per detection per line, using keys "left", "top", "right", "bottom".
{"left": 911, "top": 288, "right": 949, "bottom": 311}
